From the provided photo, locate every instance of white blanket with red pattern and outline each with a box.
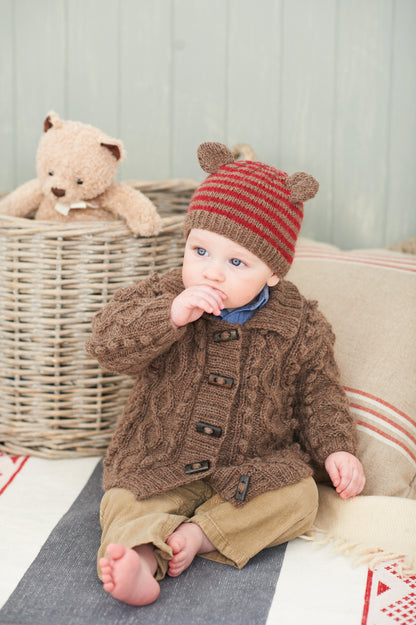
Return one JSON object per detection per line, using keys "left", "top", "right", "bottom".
{"left": 1, "top": 452, "right": 414, "bottom": 625}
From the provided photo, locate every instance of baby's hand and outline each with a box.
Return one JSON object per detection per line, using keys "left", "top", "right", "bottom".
{"left": 324, "top": 451, "right": 366, "bottom": 500}
{"left": 170, "top": 285, "right": 226, "bottom": 328}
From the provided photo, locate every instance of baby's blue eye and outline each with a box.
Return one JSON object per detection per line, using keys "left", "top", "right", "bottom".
{"left": 231, "top": 258, "right": 243, "bottom": 267}
{"left": 196, "top": 247, "right": 207, "bottom": 256}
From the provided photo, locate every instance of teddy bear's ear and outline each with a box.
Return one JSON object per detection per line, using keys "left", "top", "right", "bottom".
{"left": 101, "top": 141, "right": 125, "bottom": 162}
{"left": 286, "top": 172, "right": 319, "bottom": 203}
{"left": 197, "top": 142, "right": 235, "bottom": 174}
{"left": 43, "top": 111, "right": 63, "bottom": 133}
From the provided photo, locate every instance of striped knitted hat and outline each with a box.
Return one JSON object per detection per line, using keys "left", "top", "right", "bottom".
{"left": 184, "top": 142, "right": 319, "bottom": 277}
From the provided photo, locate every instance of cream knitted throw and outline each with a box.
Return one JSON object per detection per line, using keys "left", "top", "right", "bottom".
{"left": 302, "top": 485, "right": 416, "bottom": 577}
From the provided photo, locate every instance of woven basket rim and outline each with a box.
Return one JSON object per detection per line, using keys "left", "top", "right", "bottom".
{"left": 126, "top": 177, "right": 199, "bottom": 191}
{"left": 0, "top": 212, "right": 184, "bottom": 235}
{"left": 0, "top": 177, "right": 199, "bottom": 235}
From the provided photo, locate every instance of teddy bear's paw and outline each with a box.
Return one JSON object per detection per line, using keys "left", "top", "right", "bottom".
{"left": 130, "top": 214, "right": 163, "bottom": 237}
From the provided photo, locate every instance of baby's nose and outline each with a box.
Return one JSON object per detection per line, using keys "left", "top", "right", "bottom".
{"left": 203, "top": 262, "right": 225, "bottom": 281}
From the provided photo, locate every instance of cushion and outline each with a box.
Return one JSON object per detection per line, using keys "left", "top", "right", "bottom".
{"left": 286, "top": 238, "right": 416, "bottom": 499}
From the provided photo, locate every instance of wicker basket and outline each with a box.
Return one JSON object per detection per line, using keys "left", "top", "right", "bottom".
{"left": 0, "top": 179, "right": 198, "bottom": 458}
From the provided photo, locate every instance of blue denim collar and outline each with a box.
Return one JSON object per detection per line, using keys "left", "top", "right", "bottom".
{"left": 212, "top": 284, "right": 270, "bottom": 325}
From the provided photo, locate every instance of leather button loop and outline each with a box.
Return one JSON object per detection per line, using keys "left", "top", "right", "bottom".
{"left": 208, "top": 373, "right": 234, "bottom": 389}
{"left": 196, "top": 421, "right": 222, "bottom": 438}
{"left": 213, "top": 329, "right": 239, "bottom": 342}
{"left": 184, "top": 460, "right": 210, "bottom": 475}
{"left": 235, "top": 475, "right": 250, "bottom": 501}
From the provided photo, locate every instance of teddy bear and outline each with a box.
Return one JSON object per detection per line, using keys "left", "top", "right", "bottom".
{"left": 0, "top": 112, "right": 162, "bottom": 236}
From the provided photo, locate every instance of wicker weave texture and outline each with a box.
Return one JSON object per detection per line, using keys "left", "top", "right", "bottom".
{"left": 0, "top": 179, "right": 197, "bottom": 458}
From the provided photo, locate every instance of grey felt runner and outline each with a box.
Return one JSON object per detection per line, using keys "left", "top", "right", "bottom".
{"left": 0, "top": 461, "right": 286, "bottom": 625}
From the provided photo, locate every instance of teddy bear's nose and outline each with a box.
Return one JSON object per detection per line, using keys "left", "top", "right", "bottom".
{"left": 52, "top": 187, "right": 66, "bottom": 198}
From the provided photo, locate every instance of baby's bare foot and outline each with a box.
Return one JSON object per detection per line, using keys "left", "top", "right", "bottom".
{"left": 166, "top": 523, "right": 215, "bottom": 577}
{"left": 99, "top": 543, "right": 160, "bottom": 606}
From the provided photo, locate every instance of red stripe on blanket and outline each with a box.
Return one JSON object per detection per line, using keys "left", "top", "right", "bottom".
{"left": 350, "top": 403, "right": 416, "bottom": 447}
{"left": 294, "top": 252, "right": 416, "bottom": 273}
{"left": 344, "top": 386, "right": 414, "bottom": 428}
{"left": 361, "top": 568, "right": 373, "bottom": 625}
{"left": 296, "top": 245, "right": 416, "bottom": 265}
{"left": 0, "top": 454, "right": 29, "bottom": 495}
{"left": 356, "top": 420, "right": 416, "bottom": 464}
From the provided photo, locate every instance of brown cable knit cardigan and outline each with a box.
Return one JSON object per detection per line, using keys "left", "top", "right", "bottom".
{"left": 86, "top": 268, "right": 357, "bottom": 507}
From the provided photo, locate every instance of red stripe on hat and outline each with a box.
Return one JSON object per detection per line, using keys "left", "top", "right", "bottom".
{"left": 218, "top": 163, "right": 289, "bottom": 190}
{"left": 190, "top": 203, "right": 295, "bottom": 261}
{"left": 225, "top": 159, "right": 287, "bottom": 180}
{"left": 191, "top": 192, "right": 300, "bottom": 245}
{"left": 219, "top": 163, "right": 293, "bottom": 198}
{"left": 212, "top": 169, "right": 303, "bottom": 219}
{"left": 216, "top": 170, "right": 292, "bottom": 199}
{"left": 197, "top": 182, "right": 302, "bottom": 235}
{"left": 193, "top": 188, "right": 299, "bottom": 241}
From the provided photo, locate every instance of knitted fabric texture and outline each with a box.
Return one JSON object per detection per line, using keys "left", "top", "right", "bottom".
{"left": 86, "top": 269, "right": 357, "bottom": 507}
{"left": 184, "top": 142, "right": 319, "bottom": 278}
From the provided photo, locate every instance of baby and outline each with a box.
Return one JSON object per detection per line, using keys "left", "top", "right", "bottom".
{"left": 86, "top": 142, "right": 365, "bottom": 606}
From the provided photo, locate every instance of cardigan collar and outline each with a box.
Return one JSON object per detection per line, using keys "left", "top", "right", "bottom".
{"left": 230, "top": 279, "right": 303, "bottom": 338}
{"left": 211, "top": 284, "right": 270, "bottom": 325}
{"left": 165, "top": 268, "right": 304, "bottom": 340}
{"left": 203, "top": 280, "right": 304, "bottom": 339}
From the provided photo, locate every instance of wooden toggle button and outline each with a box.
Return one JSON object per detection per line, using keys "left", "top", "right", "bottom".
{"left": 208, "top": 373, "right": 234, "bottom": 389}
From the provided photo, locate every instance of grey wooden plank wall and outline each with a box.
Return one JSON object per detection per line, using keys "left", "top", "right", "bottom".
{"left": 0, "top": 0, "right": 415, "bottom": 249}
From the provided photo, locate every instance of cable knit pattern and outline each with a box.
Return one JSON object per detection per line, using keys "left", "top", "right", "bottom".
{"left": 86, "top": 268, "right": 356, "bottom": 507}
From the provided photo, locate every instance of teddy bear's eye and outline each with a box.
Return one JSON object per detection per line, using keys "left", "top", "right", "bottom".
{"left": 49, "top": 171, "right": 54, "bottom": 176}
{"left": 77, "top": 179, "right": 83, "bottom": 185}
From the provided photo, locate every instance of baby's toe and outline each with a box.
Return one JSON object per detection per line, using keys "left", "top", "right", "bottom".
{"left": 102, "top": 573, "right": 113, "bottom": 584}
{"left": 167, "top": 565, "right": 181, "bottom": 578}
{"left": 100, "top": 561, "right": 112, "bottom": 577}
{"left": 103, "top": 581, "right": 115, "bottom": 593}
{"left": 170, "top": 552, "right": 186, "bottom": 567}
{"left": 166, "top": 533, "right": 185, "bottom": 555}
{"left": 106, "top": 543, "right": 126, "bottom": 560}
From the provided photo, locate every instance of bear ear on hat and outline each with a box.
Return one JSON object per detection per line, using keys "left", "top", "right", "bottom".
{"left": 286, "top": 172, "right": 319, "bottom": 203}
{"left": 197, "top": 142, "right": 235, "bottom": 174}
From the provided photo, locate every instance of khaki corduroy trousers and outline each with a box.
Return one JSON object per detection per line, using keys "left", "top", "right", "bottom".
{"left": 98, "top": 476, "right": 318, "bottom": 581}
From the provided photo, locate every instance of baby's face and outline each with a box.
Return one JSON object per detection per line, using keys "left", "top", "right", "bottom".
{"left": 182, "top": 229, "right": 279, "bottom": 310}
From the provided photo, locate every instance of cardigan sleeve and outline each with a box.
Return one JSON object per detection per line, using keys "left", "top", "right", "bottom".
{"left": 85, "top": 270, "right": 186, "bottom": 376}
{"left": 293, "top": 301, "right": 357, "bottom": 465}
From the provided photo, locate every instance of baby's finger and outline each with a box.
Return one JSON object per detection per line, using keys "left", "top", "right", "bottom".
{"left": 191, "top": 293, "right": 223, "bottom": 316}
{"left": 335, "top": 469, "right": 355, "bottom": 497}
{"left": 338, "top": 469, "right": 365, "bottom": 499}
{"left": 347, "top": 472, "right": 366, "bottom": 498}
{"left": 325, "top": 458, "right": 341, "bottom": 489}
{"left": 197, "top": 286, "right": 226, "bottom": 307}
{"left": 197, "top": 288, "right": 226, "bottom": 314}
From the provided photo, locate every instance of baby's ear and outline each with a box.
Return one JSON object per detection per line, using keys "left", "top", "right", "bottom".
{"left": 286, "top": 172, "right": 319, "bottom": 203}
{"left": 267, "top": 274, "right": 280, "bottom": 287}
{"left": 197, "top": 142, "right": 235, "bottom": 174}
